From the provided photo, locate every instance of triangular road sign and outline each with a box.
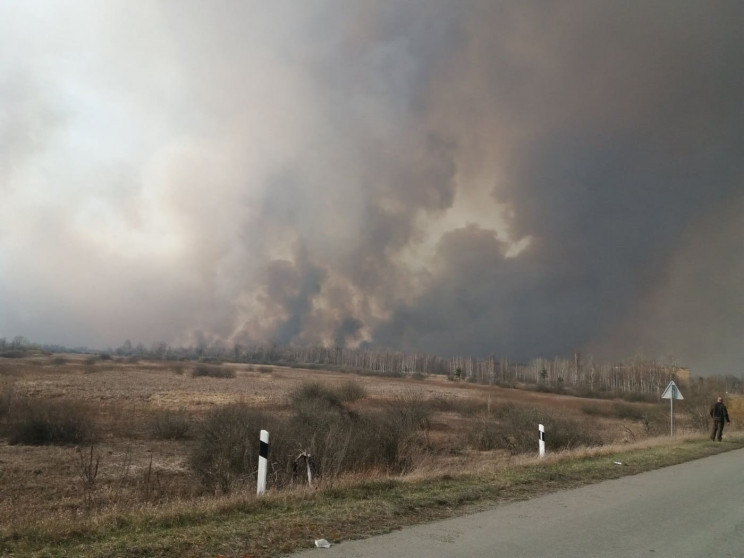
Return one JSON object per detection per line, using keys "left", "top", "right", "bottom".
{"left": 661, "top": 380, "right": 684, "bottom": 400}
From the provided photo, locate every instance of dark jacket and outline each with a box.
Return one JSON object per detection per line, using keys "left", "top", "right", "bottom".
{"left": 710, "top": 402, "right": 730, "bottom": 422}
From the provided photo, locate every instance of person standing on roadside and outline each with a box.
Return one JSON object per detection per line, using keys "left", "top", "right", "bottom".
{"left": 710, "top": 396, "right": 731, "bottom": 441}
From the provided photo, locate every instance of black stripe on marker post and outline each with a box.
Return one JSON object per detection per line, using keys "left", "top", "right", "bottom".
{"left": 259, "top": 440, "right": 269, "bottom": 458}
{"left": 539, "top": 431, "right": 545, "bottom": 442}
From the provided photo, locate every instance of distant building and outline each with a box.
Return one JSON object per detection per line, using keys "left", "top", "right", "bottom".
{"left": 673, "top": 367, "right": 691, "bottom": 385}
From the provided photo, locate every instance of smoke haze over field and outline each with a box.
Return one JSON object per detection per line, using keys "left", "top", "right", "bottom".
{"left": 1, "top": 1, "right": 742, "bottom": 374}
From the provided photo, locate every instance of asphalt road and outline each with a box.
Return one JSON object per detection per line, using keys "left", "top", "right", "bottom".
{"left": 291, "top": 446, "right": 744, "bottom": 557}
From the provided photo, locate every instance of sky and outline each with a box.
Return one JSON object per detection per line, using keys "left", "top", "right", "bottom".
{"left": 1, "top": 1, "right": 742, "bottom": 374}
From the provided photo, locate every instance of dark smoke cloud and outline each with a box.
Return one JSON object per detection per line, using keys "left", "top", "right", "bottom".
{"left": 0, "top": 1, "right": 741, "bottom": 374}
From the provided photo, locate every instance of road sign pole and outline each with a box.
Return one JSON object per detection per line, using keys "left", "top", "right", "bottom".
{"left": 661, "top": 381, "right": 683, "bottom": 437}
{"left": 670, "top": 397, "right": 674, "bottom": 436}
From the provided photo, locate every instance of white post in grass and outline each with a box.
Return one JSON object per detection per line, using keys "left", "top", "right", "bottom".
{"left": 257, "top": 429, "right": 269, "bottom": 495}
{"left": 539, "top": 424, "right": 545, "bottom": 458}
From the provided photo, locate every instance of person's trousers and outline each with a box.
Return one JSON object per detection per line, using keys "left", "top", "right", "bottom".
{"left": 711, "top": 419, "right": 725, "bottom": 441}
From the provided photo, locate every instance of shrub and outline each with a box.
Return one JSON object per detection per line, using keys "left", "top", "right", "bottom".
{"left": 386, "top": 391, "right": 432, "bottom": 430}
{"left": 336, "top": 380, "right": 367, "bottom": 402}
{"left": 192, "top": 364, "right": 235, "bottom": 379}
{"left": 256, "top": 366, "right": 273, "bottom": 374}
{"left": 581, "top": 404, "right": 605, "bottom": 417}
{"left": 8, "top": 398, "right": 96, "bottom": 445}
{"left": 288, "top": 396, "right": 422, "bottom": 479}
{"left": 286, "top": 383, "right": 427, "bottom": 478}
{"left": 190, "top": 405, "right": 286, "bottom": 494}
{"left": 610, "top": 402, "right": 647, "bottom": 421}
{"left": 467, "top": 416, "right": 502, "bottom": 450}
{"left": 191, "top": 386, "right": 435, "bottom": 493}
{"left": 290, "top": 382, "right": 343, "bottom": 410}
{"left": 494, "top": 405, "right": 603, "bottom": 455}
{"left": 149, "top": 409, "right": 192, "bottom": 440}
{"left": 51, "top": 357, "right": 68, "bottom": 366}
{"left": 375, "top": 393, "right": 433, "bottom": 470}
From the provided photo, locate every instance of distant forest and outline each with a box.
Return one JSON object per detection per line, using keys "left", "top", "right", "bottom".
{"left": 2, "top": 335, "right": 742, "bottom": 397}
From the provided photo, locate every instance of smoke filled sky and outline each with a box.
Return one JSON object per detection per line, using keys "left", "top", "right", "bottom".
{"left": 1, "top": 1, "right": 742, "bottom": 374}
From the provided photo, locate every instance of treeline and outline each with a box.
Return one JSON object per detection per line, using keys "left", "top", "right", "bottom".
{"left": 4, "top": 335, "right": 741, "bottom": 397}
{"left": 106, "top": 340, "right": 742, "bottom": 397}
{"left": 0, "top": 336, "right": 50, "bottom": 358}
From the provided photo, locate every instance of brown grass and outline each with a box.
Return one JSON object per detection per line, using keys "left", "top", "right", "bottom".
{"left": 0, "top": 354, "right": 736, "bottom": 548}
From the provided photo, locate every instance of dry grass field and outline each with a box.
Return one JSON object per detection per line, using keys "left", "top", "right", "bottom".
{"left": 0, "top": 354, "right": 716, "bottom": 543}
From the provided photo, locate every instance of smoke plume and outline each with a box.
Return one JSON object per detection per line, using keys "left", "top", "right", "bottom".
{"left": 1, "top": 1, "right": 742, "bottom": 374}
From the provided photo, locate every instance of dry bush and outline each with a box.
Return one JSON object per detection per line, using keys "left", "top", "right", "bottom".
{"left": 581, "top": 402, "right": 647, "bottom": 421}
{"left": 77, "top": 444, "right": 101, "bottom": 508}
{"left": 148, "top": 409, "right": 192, "bottom": 440}
{"left": 385, "top": 392, "right": 432, "bottom": 434}
{"left": 686, "top": 403, "right": 711, "bottom": 433}
{"left": 639, "top": 412, "right": 668, "bottom": 436}
{"left": 189, "top": 405, "right": 286, "bottom": 494}
{"left": 188, "top": 391, "right": 404, "bottom": 493}
{"left": 610, "top": 402, "right": 649, "bottom": 421}
{"left": 375, "top": 392, "right": 434, "bottom": 469}
{"left": 466, "top": 415, "right": 502, "bottom": 450}
{"left": 290, "top": 394, "right": 366, "bottom": 478}
{"left": 287, "top": 382, "right": 363, "bottom": 479}
{"left": 192, "top": 364, "right": 235, "bottom": 379}
{"left": 681, "top": 386, "right": 721, "bottom": 433}
{"left": 494, "top": 405, "right": 603, "bottom": 455}
{"left": 185, "top": 386, "right": 436, "bottom": 491}
{"left": 290, "top": 381, "right": 344, "bottom": 410}
{"left": 190, "top": 382, "right": 431, "bottom": 492}
{"left": 8, "top": 397, "right": 96, "bottom": 445}
{"left": 288, "top": 390, "right": 425, "bottom": 479}
{"left": 335, "top": 380, "right": 367, "bottom": 402}
{"left": 256, "top": 365, "right": 273, "bottom": 374}
{"left": 580, "top": 404, "right": 606, "bottom": 417}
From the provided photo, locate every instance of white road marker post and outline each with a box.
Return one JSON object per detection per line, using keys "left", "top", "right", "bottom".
{"left": 539, "top": 423, "right": 545, "bottom": 458}
{"left": 257, "top": 429, "right": 269, "bottom": 495}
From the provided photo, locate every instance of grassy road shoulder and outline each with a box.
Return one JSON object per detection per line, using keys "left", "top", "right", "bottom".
{"left": 3, "top": 435, "right": 743, "bottom": 557}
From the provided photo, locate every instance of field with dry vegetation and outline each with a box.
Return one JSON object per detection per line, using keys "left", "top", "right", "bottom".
{"left": 0, "top": 354, "right": 740, "bottom": 556}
